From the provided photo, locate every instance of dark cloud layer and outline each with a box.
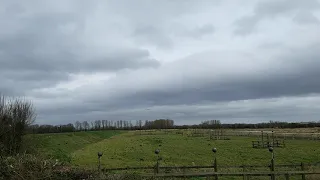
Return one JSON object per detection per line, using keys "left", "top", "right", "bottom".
{"left": 0, "top": 8, "right": 160, "bottom": 95}
{"left": 1, "top": 0, "right": 320, "bottom": 124}
{"left": 75, "top": 44, "right": 320, "bottom": 108}
{"left": 234, "top": 0, "right": 320, "bottom": 35}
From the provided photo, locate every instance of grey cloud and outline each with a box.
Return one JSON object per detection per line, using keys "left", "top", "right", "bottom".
{"left": 34, "top": 43, "right": 320, "bottom": 124}
{"left": 0, "top": 5, "right": 160, "bottom": 95}
{"left": 122, "top": 0, "right": 218, "bottom": 48}
{"left": 293, "top": 11, "right": 320, "bottom": 24}
{"left": 132, "top": 25, "right": 174, "bottom": 49}
{"left": 30, "top": 42, "right": 320, "bottom": 124}
{"left": 36, "top": 95, "right": 320, "bottom": 125}
{"left": 2, "top": 0, "right": 320, "bottom": 125}
{"left": 180, "top": 24, "right": 215, "bottom": 39}
{"left": 257, "top": 42, "right": 284, "bottom": 49}
{"left": 234, "top": 0, "right": 320, "bottom": 35}
{"left": 132, "top": 24, "right": 215, "bottom": 48}
{"left": 0, "top": 71, "right": 70, "bottom": 96}
{"left": 254, "top": 0, "right": 320, "bottom": 17}
{"left": 79, "top": 44, "right": 320, "bottom": 110}
{"left": 107, "top": 0, "right": 221, "bottom": 21}
{"left": 234, "top": 16, "right": 260, "bottom": 35}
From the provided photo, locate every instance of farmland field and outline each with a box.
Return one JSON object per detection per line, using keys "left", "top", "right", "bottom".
{"left": 71, "top": 130, "right": 320, "bottom": 168}
{"left": 25, "top": 129, "right": 320, "bottom": 179}
{"left": 26, "top": 130, "right": 320, "bottom": 167}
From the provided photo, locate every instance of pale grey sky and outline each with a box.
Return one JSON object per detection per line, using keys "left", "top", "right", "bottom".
{"left": 1, "top": 0, "right": 320, "bottom": 125}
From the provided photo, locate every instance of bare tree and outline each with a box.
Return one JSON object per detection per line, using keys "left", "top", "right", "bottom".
{"left": 75, "top": 121, "right": 81, "bottom": 131}
{"left": 0, "top": 94, "right": 36, "bottom": 155}
{"left": 91, "top": 121, "right": 94, "bottom": 130}
{"left": 106, "top": 120, "right": 109, "bottom": 129}
{"left": 139, "top": 120, "right": 143, "bottom": 130}
{"left": 102, "top": 120, "right": 106, "bottom": 129}
{"left": 98, "top": 120, "right": 102, "bottom": 130}
{"left": 82, "top": 121, "right": 89, "bottom": 131}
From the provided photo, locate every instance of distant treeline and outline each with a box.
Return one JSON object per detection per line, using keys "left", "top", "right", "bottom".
{"left": 27, "top": 119, "right": 175, "bottom": 134}
{"left": 27, "top": 119, "right": 320, "bottom": 134}
{"left": 178, "top": 121, "right": 320, "bottom": 129}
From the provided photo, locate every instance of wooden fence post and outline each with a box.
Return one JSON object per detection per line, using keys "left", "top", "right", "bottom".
{"left": 154, "top": 149, "right": 160, "bottom": 174}
{"left": 97, "top": 152, "right": 103, "bottom": 174}
{"left": 301, "top": 162, "right": 306, "bottom": 180}
{"left": 242, "top": 165, "right": 245, "bottom": 180}
{"left": 156, "top": 159, "right": 160, "bottom": 174}
{"left": 242, "top": 165, "right": 250, "bottom": 180}
{"left": 270, "top": 158, "right": 275, "bottom": 180}
{"left": 285, "top": 173, "right": 289, "bottom": 180}
{"left": 272, "top": 131, "right": 274, "bottom": 147}
{"left": 214, "top": 157, "right": 218, "bottom": 180}
{"left": 98, "top": 157, "right": 101, "bottom": 173}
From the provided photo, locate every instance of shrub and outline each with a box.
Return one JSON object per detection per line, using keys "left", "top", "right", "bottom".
{"left": 0, "top": 95, "right": 36, "bottom": 156}
{"left": 0, "top": 154, "right": 97, "bottom": 180}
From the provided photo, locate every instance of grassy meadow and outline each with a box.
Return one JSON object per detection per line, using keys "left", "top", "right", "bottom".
{"left": 24, "top": 130, "right": 122, "bottom": 162}
{"left": 23, "top": 129, "right": 320, "bottom": 179}
{"left": 25, "top": 129, "right": 320, "bottom": 167}
{"left": 71, "top": 131, "right": 320, "bottom": 168}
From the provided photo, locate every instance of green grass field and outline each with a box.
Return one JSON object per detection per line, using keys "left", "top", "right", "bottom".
{"left": 25, "top": 130, "right": 320, "bottom": 179}
{"left": 24, "top": 130, "right": 122, "bottom": 162}
{"left": 71, "top": 131, "right": 320, "bottom": 168}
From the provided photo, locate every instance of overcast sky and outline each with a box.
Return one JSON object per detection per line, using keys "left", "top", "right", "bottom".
{"left": 1, "top": 0, "right": 320, "bottom": 125}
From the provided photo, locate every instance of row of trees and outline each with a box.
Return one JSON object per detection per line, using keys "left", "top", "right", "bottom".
{"left": 199, "top": 120, "right": 221, "bottom": 128}
{"left": 27, "top": 118, "right": 320, "bottom": 134}
{"left": 183, "top": 120, "right": 320, "bottom": 129}
{"left": 27, "top": 119, "right": 176, "bottom": 134}
{"left": 27, "top": 123, "right": 75, "bottom": 134}
{"left": 220, "top": 121, "right": 320, "bottom": 129}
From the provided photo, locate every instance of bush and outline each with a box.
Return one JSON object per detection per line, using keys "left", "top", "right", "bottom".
{"left": 0, "top": 95, "right": 36, "bottom": 156}
{"left": 0, "top": 154, "right": 55, "bottom": 179}
{"left": 0, "top": 154, "right": 97, "bottom": 180}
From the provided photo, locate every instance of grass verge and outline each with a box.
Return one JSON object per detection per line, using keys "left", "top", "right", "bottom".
{"left": 23, "top": 130, "right": 122, "bottom": 163}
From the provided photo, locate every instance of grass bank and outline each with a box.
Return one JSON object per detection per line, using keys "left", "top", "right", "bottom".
{"left": 24, "top": 130, "right": 122, "bottom": 163}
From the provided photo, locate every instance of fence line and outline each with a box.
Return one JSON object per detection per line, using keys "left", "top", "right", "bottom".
{"left": 141, "top": 171, "right": 320, "bottom": 178}
{"left": 132, "top": 129, "right": 320, "bottom": 141}
{"left": 102, "top": 162, "right": 320, "bottom": 172}
{"left": 101, "top": 162, "right": 320, "bottom": 179}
